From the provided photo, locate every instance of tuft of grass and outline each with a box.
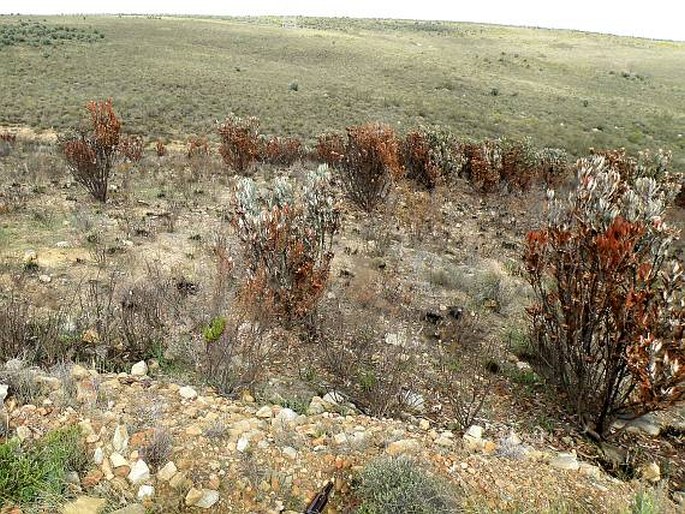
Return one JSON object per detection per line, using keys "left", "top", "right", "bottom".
{"left": 0, "top": 425, "right": 87, "bottom": 506}
{"left": 355, "top": 455, "right": 459, "bottom": 514}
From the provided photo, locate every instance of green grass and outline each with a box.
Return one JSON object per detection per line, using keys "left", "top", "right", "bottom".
{"left": 0, "top": 15, "right": 683, "bottom": 166}
{"left": 0, "top": 425, "right": 87, "bottom": 506}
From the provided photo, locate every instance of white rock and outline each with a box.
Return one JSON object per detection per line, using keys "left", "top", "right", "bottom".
{"left": 516, "top": 361, "right": 532, "bottom": 371}
{"left": 641, "top": 462, "right": 661, "bottom": 482}
{"left": 255, "top": 405, "right": 273, "bottom": 418}
{"left": 112, "top": 425, "right": 129, "bottom": 453}
{"left": 16, "top": 425, "right": 31, "bottom": 441}
{"left": 110, "top": 452, "right": 128, "bottom": 468}
{"left": 322, "top": 391, "right": 345, "bottom": 405}
{"left": 93, "top": 447, "right": 104, "bottom": 465}
{"left": 550, "top": 452, "right": 580, "bottom": 471}
{"left": 307, "top": 396, "right": 327, "bottom": 415}
{"left": 130, "top": 361, "right": 148, "bottom": 377}
{"left": 38, "top": 274, "right": 51, "bottom": 283}
{"left": 0, "top": 384, "right": 7, "bottom": 402}
{"left": 157, "top": 461, "right": 177, "bottom": 482}
{"left": 137, "top": 484, "right": 154, "bottom": 500}
{"left": 237, "top": 436, "right": 249, "bottom": 453}
{"left": 464, "top": 425, "right": 483, "bottom": 439}
{"left": 418, "top": 419, "right": 430, "bottom": 430}
{"left": 333, "top": 433, "right": 348, "bottom": 446}
{"left": 179, "top": 386, "right": 198, "bottom": 400}
{"left": 195, "top": 489, "right": 220, "bottom": 509}
{"left": 401, "top": 390, "right": 426, "bottom": 411}
{"left": 275, "top": 408, "right": 298, "bottom": 424}
{"left": 127, "top": 459, "right": 151, "bottom": 484}
{"left": 70, "top": 364, "right": 90, "bottom": 380}
{"left": 386, "top": 438, "right": 420, "bottom": 456}
{"left": 55, "top": 241, "right": 71, "bottom": 248}
{"left": 282, "top": 446, "right": 297, "bottom": 460}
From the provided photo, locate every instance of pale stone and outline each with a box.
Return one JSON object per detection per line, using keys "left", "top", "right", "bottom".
{"left": 386, "top": 438, "right": 420, "bottom": 456}
{"left": 62, "top": 496, "right": 106, "bottom": 514}
{"left": 130, "top": 361, "right": 148, "bottom": 377}
{"left": 550, "top": 452, "right": 580, "bottom": 471}
{"left": 70, "top": 364, "right": 90, "bottom": 380}
{"left": 0, "top": 384, "right": 7, "bottom": 402}
{"left": 112, "top": 425, "right": 129, "bottom": 453}
{"left": 127, "top": 459, "right": 150, "bottom": 484}
{"left": 39, "top": 274, "right": 51, "bottom": 283}
{"left": 307, "top": 396, "right": 327, "bottom": 415}
{"left": 137, "top": 484, "right": 154, "bottom": 500}
{"left": 463, "top": 425, "right": 484, "bottom": 451}
{"left": 579, "top": 463, "right": 602, "bottom": 479}
{"left": 276, "top": 408, "right": 298, "bottom": 424}
{"left": 333, "top": 433, "right": 348, "bottom": 446}
{"left": 16, "top": 425, "right": 31, "bottom": 441}
{"left": 237, "top": 436, "right": 249, "bottom": 453}
{"left": 157, "top": 461, "right": 177, "bottom": 481}
{"left": 435, "top": 436, "right": 454, "bottom": 447}
{"left": 282, "top": 446, "right": 297, "bottom": 460}
{"left": 179, "top": 386, "right": 198, "bottom": 400}
{"left": 110, "top": 452, "right": 128, "bottom": 468}
{"left": 418, "top": 418, "right": 430, "bottom": 430}
{"left": 93, "top": 447, "right": 104, "bottom": 465}
{"left": 195, "top": 489, "right": 220, "bottom": 509}
{"left": 185, "top": 487, "right": 203, "bottom": 506}
{"left": 256, "top": 405, "right": 274, "bottom": 418}
{"left": 641, "top": 462, "right": 661, "bottom": 482}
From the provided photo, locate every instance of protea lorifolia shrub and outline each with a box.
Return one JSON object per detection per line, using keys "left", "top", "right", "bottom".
{"left": 118, "top": 134, "right": 144, "bottom": 163}
{"left": 524, "top": 154, "right": 684, "bottom": 437}
{"left": 218, "top": 114, "right": 261, "bottom": 173}
{"left": 401, "top": 126, "right": 465, "bottom": 190}
{"left": 315, "top": 131, "right": 345, "bottom": 168}
{"left": 462, "top": 140, "right": 502, "bottom": 193}
{"left": 155, "top": 140, "right": 167, "bottom": 157}
{"left": 260, "top": 136, "right": 303, "bottom": 166}
{"left": 186, "top": 136, "right": 209, "bottom": 159}
{"left": 341, "top": 123, "right": 402, "bottom": 212}
{"left": 62, "top": 98, "right": 121, "bottom": 202}
{"left": 234, "top": 165, "right": 340, "bottom": 325}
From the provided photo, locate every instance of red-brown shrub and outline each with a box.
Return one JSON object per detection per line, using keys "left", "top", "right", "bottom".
{"left": 524, "top": 155, "right": 684, "bottom": 437}
{"left": 62, "top": 98, "right": 121, "bottom": 202}
{"left": 155, "top": 140, "right": 167, "bottom": 157}
{"left": 119, "top": 135, "right": 144, "bottom": 163}
{"left": 217, "top": 114, "right": 261, "bottom": 174}
{"left": 402, "top": 130, "right": 441, "bottom": 190}
{"left": 341, "top": 123, "right": 402, "bottom": 212}
{"left": 315, "top": 131, "right": 345, "bottom": 168}
{"left": 0, "top": 132, "right": 17, "bottom": 144}
{"left": 186, "top": 136, "right": 209, "bottom": 159}
{"left": 260, "top": 136, "right": 302, "bottom": 166}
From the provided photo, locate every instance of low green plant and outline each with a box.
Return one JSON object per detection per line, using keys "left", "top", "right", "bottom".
{"left": 0, "top": 425, "right": 87, "bottom": 506}
{"left": 203, "top": 316, "right": 227, "bottom": 343}
{"left": 355, "top": 455, "right": 459, "bottom": 514}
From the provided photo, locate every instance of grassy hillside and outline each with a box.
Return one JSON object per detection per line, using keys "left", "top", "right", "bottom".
{"left": 0, "top": 14, "right": 684, "bottom": 165}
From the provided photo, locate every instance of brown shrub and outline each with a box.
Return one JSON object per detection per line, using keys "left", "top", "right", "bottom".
{"left": 260, "top": 136, "right": 303, "bottom": 166}
{"left": 155, "top": 140, "right": 167, "bottom": 157}
{"left": 217, "top": 114, "right": 261, "bottom": 173}
{"left": 341, "top": 123, "right": 402, "bottom": 212}
{"left": 118, "top": 135, "right": 144, "bottom": 163}
{"left": 186, "top": 136, "right": 209, "bottom": 159}
{"left": 315, "top": 131, "right": 345, "bottom": 168}
{"left": 62, "top": 98, "right": 121, "bottom": 202}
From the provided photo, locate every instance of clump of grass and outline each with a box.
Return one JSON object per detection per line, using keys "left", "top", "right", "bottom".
{"left": 355, "top": 456, "right": 459, "bottom": 514}
{"left": 0, "top": 425, "right": 87, "bottom": 506}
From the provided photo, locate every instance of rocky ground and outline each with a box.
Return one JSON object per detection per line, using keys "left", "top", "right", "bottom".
{"left": 1, "top": 358, "right": 680, "bottom": 513}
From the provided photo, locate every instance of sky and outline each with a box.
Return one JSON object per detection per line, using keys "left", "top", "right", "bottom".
{"left": 1, "top": 1, "right": 683, "bottom": 41}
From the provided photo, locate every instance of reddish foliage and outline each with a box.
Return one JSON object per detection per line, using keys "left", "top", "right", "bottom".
{"left": 238, "top": 204, "right": 335, "bottom": 325}
{"left": 315, "top": 132, "right": 345, "bottom": 168}
{"left": 463, "top": 142, "right": 500, "bottom": 193}
{"left": 155, "top": 140, "right": 167, "bottom": 157}
{"left": 118, "top": 135, "right": 144, "bottom": 163}
{"left": 62, "top": 98, "right": 121, "bottom": 202}
{"left": 0, "top": 132, "right": 17, "bottom": 144}
{"left": 217, "top": 114, "right": 261, "bottom": 173}
{"left": 260, "top": 136, "right": 302, "bottom": 166}
{"left": 341, "top": 123, "right": 402, "bottom": 212}
{"left": 186, "top": 136, "right": 209, "bottom": 159}
{"left": 402, "top": 130, "right": 441, "bottom": 190}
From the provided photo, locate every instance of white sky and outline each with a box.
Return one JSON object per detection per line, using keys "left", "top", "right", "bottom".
{"left": 1, "top": 1, "right": 683, "bottom": 41}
